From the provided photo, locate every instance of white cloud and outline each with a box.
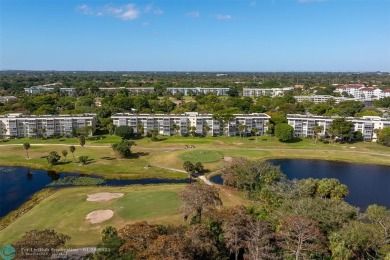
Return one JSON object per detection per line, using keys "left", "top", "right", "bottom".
{"left": 77, "top": 4, "right": 93, "bottom": 15}
{"left": 142, "top": 22, "right": 149, "bottom": 26}
{"left": 214, "top": 14, "right": 232, "bottom": 20}
{"left": 186, "top": 11, "right": 200, "bottom": 18}
{"left": 118, "top": 4, "right": 140, "bottom": 20}
{"left": 249, "top": 1, "right": 256, "bottom": 7}
{"left": 77, "top": 3, "right": 140, "bottom": 21}
{"left": 153, "top": 8, "right": 164, "bottom": 15}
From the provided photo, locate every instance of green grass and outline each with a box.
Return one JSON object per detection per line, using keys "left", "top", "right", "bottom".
{"left": 1, "top": 134, "right": 389, "bottom": 179}
{"left": 179, "top": 150, "right": 223, "bottom": 163}
{"left": 0, "top": 185, "right": 185, "bottom": 247}
{"left": 113, "top": 191, "right": 179, "bottom": 219}
{"left": 0, "top": 184, "right": 247, "bottom": 247}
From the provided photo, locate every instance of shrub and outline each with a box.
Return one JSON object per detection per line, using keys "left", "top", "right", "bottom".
{"left": 79, "top": 156, "right": 89, "bottom": 165}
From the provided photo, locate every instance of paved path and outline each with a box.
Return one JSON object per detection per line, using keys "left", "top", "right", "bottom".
{"left": 151, "top": 164, "right": 213, "bottom": 185}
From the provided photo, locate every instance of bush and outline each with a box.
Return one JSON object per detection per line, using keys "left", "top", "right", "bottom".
{"left": 115, "top": 126, "right": 134, "bottom": 140}
{"left": 47, "top": 151, "right": 61, "bottom": 166}
{"left": 112, "top": 140, "right": 135, "bottom": 158}
{"left": 79, "top": 156, "right": 89, "bottom": 165}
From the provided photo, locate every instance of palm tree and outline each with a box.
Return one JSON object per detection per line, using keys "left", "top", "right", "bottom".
{"left": 238, "top": 124, "right": 248, "bottom": 138}
{"left": 312, "top": 125, "right": 324, "bottom": 145}
{"left": 136, "top": 123, "right": 144, "bottom": 137}
{"left": 61, "top": 150, "right": 68, "bottom": 162}
{"left": 251, "top": 127, "right": 259, "bottom": 141}
{"left": 188, "top": 126, "right": 196, "bottom": 137}
{"left": 1, "top": 127, "right": 7, "bottom": 139}
{"left": 265, "top": 122, "right": 274, "bottom": 136}
{"left": 203, "top": 125, "right": 211, "bottom": 137}
{"left": 23, "top": 142, "right": 31, "bottom": 159}
{"left": 79, "top": 135, "right": 86, "bottom": 155}
{"left": 69, "top": 145, "right": 76, "bottom": 162}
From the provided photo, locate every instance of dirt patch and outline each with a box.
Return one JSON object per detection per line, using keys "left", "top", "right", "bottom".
{"left": 87, "top": 192, "right": 124, "bottom": 202}
{"left": 223, "top": 156, "right": 233, "bottom": 162}
{"left": 86, "top": 210, "right": 114, "bottom": 224}
{"left": 233, "top": 142, "right": 243, "bottom": 145}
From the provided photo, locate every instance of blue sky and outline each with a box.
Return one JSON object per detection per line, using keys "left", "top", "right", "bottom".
{"left": 1, "top": 0, "right": 389, "bottom": 71}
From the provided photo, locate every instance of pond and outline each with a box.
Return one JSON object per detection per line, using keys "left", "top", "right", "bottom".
{"left": 210, "top": 159, "right": 390, "bottom": 210}
{"left": 0, "top": 166, "right": 188, "bottom": 218}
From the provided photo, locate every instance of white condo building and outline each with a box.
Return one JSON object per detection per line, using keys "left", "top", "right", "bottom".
{"left": 24, "top": 84, "right": 76, "bottom": 96}
{"left": 294, "top": 95, "right": 360, "bottom": 104}
{"left": 166, "top": 87, "right": 230, "bottom": 96}
{"left": 334, "top": 84, "right": 390, "bottom": 100}
{"left": 0, "top": 113, "right": 96, "bottom": 138}
{"left": 112, "top": 112, "right": 270, "bottom": 137}
{"left": 97, "top": 87, "right": 155, "bottom": 94}
{"left": 287, "top": 114, "right": 390, "bottom": 141}
{"left": 243, "top": 87, "right": 294, "bottom": 98}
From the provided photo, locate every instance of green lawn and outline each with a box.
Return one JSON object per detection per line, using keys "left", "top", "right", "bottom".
{"left": 1, "top": 134, "right": 389, "bottom": 179}
{"left": 179, "top": 150, "right": 223, "bottom": 163}
{"left": 0, "top": 184, "right": 247, "bottom": 247}
{"left": 0, "top": 185, "right": 185, "bottom": 247}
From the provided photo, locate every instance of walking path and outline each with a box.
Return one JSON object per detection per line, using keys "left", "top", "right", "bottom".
{"left": 151, "top": 164, "right": 213, "bottom": 185}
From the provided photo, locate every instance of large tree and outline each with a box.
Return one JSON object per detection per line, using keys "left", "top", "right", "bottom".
{"left": 222, "top": 158, "right": 285, "bottom": 199}
{"left": 183, "top": 161, "right": 196, "bottom": 180}
{"left": 220, "top": 206, "right": 252, "bottom": 260}
{"left": 377, "top": 126, "right": 390, "bottom": 147}
{"left": 277, "top": 215, "right": 326, "bottom": 260}
{"left": 115, "top": 125, "right": 134, "bottom": 140}
{"left": 179, "top": 182, "right": 222, "bottom": 223}
{"left": 112, "top": 140, "right": 135, "bottom": 158}
{"left": 329, "top": 117, "right": 354, "bottom": 142}
{"left": 312, "top": 125, "right": 324, "bottom": 145}
{"left": 275, "top": 123, "right": 294, "bottom": 141}
{"left": 213, "top": 111, "right": 235, "bottom": 136}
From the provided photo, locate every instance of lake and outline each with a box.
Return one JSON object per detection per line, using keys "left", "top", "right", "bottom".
{"left": 210, "top": 159, "right": 390, "bottom": 210}
{"left": 0, "top": 166, "right": 188, "bottom": 218}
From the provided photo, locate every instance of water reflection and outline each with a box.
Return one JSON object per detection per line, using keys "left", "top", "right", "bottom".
{"left": 211, "top": 159, "right": 390, "bottom": 210}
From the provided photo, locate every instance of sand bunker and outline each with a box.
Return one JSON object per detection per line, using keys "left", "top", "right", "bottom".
{"left": 86, "top": 210, "right": 114, "bottom": 224}
{"left": 223, "top": 156, "right": 233, "bottom": 162}
{"left": 87, "top": 192, "right": 124, "bottom": 201}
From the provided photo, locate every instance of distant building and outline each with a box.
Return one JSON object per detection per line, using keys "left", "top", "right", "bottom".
{"left": 287, "top": 114, "right": 390, "bottom": 141}
{"left": 24, "top": 84, "right": 76, "bottom": 96}
{"left": 166, "top": 87, "right": 229, "bottom": 96}
{"left": 294, "top": 95, "right": 360, "bottom": 104}
{"left": 0, "top": 96, "right": 17, "bottom": 103}
{"left": 334, "top": 84, "right": 390, "bottom": 100}
{"left": 112, "top": 112, "right": 270, "bottom": 137}
{"left": 242, "top": 87, "right": 294, "bottom": 98}
{"left": 0, "top": 113, "right": 96, "bottom": 138}
{"left": 97, "top": 87, "right": 154, "bottom": 94}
